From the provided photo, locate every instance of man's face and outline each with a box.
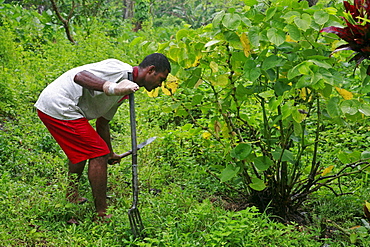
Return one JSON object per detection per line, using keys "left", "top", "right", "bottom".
{"left": 144, "top": 69, "right": 169, "bottom": 92}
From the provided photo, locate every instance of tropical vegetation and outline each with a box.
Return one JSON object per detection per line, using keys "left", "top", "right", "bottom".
{"left": 1, "top": 0, "right": 370, "bottom": 246}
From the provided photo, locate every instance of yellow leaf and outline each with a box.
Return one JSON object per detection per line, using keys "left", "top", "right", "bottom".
{"left": 146, "top": 87, "right": 159, "bottom": 97}
{"left": 212, "top": 74, "right": 229, "bottom": 86}
{"left": 194, "top": 79, "right": 203, "bottom": 88}
{"left": 365, "top": 201, "right": 370, "bottom": 211}
{"left": 192, "top": 54, "right": 202, "bottom": 67}
{"left": 299, "top": 88, "right": 312, "bottom": 101}
{"left": 162, "top": 74, "right": 178, "bottom": 96}
{"left": 210, "top": 61, "right": 218, "bottom": 73}
{"left": 286, "top": 35, "right": 297, "bottom": 43}
{"left": 202, "top": 131, "right": 211, "bottom": 139}
{"left": 335, "top": 87, "right": 353, "bottom": 100}
{"left": 214, "top": 121, "right": 221, "bottom": 138}
{"left": 321, "top": 165, "right": 334, "bottom": 176}
{"left": 221, "top": 123, "right": 230, "bottom": 138}
{"left": 240, "top": 33, "right": 251, "bottom": 57}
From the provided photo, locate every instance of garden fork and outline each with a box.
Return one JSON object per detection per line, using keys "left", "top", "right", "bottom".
{"left": 127, "top": 73, "right": 144, "bottom": 238}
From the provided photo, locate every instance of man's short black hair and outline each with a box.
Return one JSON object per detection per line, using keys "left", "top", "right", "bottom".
{"left": 139, "top": 53, "right": 171, "bottom": 73}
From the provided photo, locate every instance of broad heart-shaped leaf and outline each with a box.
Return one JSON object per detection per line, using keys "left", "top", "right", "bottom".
{"left": 313, "top": 10, "right": 329, "bottom": 25}
{"left": 236, "top": 84, "right": 250, "bottom": 99}
{"left": 296, "top": 75, "right": 312, "bottom": 89}
{"left": 359, "top": 103, "right": 370, "bottom": 116}
{"left": 220, "top": 164, "right": 240, "bottom": 183}
{"left": 176, "top": 29, "right": 188, "bottom": 41}
{"left": 272, "top": 149, "right": 294, "bottom": 164}
{"left": 267, "top": 28, "right": 285, "bottom": 46}
{"left": 338, "top": 151, "right": 361, "bottom": 164}
{"left": 287, "top": 63, "right": 301, "bottom": 80}
{"left": 327, "top": 97, "right": 341, "bottom": 118}
{"left": 212, "top": 10, "right": 225, "bottom": 29}
{"left": 184, "top": 67, "right": 202, "bottom": 88}
{"left": 213, "top": 74, "right": 229, "bottom": 86}
{"left": 292, "top": 107, "right": 307, "bottom": 123}
{"left": 286, "top": 24, "right": 301, "bottom": 41}
{"left": 224, "top": 31, "right": 242, "bottom": 49}
{"left": 340, "top": 100, "right": 359, "bottom": 115}
{"left": 222, "top": 13, "right": 241, "bottom": 30}
{"left": 262, "top": 55, "right": 283, "bottom": 70}
{"left": 265, "top": 7, "right": 277, "bottom": 21}
{"left": 249, "top": 177, "right": 266, "bottom": 191}
{"left": 281, "top": 101, "right": 294, "bottom": 120}
{"left": 230, "top": 143, "right": 252, "bottom": 160}
{"left": 253, "top": 156, "right": 273, "bottom": 171}
{"left": 294, "top": 13, "right": 311, "bottom": 31}
{"left": 248, "top": 26, "right": 260, "bottom": 47}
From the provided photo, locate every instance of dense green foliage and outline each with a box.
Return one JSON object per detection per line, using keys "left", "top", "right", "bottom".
{"left": 1, "top": 0, "right": 370, "bottom": 246}
{"left": 156, "top": 0, "right": 370, "bottom": 221}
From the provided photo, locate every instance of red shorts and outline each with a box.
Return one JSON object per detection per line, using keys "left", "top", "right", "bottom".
{"left": 37, "top": 110, "right": 110, "bottom": 164}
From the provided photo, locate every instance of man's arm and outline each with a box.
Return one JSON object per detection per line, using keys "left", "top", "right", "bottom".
{"left": 96, "top": 116, "right": 121, "bottom": 164}
{"left": 74, "top": 70, "right": 139, "bottom": 96}
{"left": 74, "top": 70, "right": 105, "bottom": 91}
{"left": 96, "top": 116, "right": 112, "bottom": 152}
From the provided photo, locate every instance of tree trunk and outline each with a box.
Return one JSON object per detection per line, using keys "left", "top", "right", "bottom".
{"left": 123, "top": 0, "right": 134, "bottom": 19}
{"left": 49, "top": 0, "right": 77, "bottom": 44}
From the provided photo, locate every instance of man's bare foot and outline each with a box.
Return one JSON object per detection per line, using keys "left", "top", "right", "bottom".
{"left": 94, "top": 213, "right": 112, "bottom": 223}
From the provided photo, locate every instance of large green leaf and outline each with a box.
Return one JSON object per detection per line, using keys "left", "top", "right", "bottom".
{"left": 340, "top": 100, "right": 359, "bottom": 115}
{"left": 220, "top": 164, "right": 240, "bottom": 182}
{"left": 313, "top": 10, "right": 329, "bottom": 25}
{"left": 224, "top": 31, "right": 242, "bottom": 49}
{"left": 212, "top": 10, "right": 225, "bottom": 28}
{"left": 262, "top": 55, "right": 284, "bottom": 70}
{"left": 286, "top": 24, "right": 301, "bottom": 41}
{"left": 230, "top": 143, "right": 252, "bottom": 160}
{"left": 282, "top": 11, "right": 301, "bottom": 24}
{"left": 292, "top": 107, "right": 306, "bottom": 123}
{"left": 359, "top": 103, "right": 370, "bottom": 116}
{"left": 281, "top": 101, "right": 294, "bottom": 119}
{"left": 327, "top": 97, "right": 341, "bottom": 118}
{"left": 272, "top": 149, "right": 294, "bottom": 164}
{"left": 184, "top": 68, "right": 202, "bottom": 88}
{"left": 294, "top": 13, "right": 311, "bottom": 31}
{"left": 267, "top": 28, "right": 285, "bottom": 46}
{"left": 248, "top": 26, "right": 260, "bottom": 47}
{"left": 287, "top": 64, "right": 301, "bottom": 80}
{"left": 296, "top": 75, "right": 312, "bottom": 89}
{"left": 249, "top": 177, "right": 266, "bottom": 191}
{"left": 265, "top": 7, "right": 277, "bottom": 21}
{"left": 222, "top": 13, "right": 241, "bottom": 30}
{"left": 253, "top": 156, "right": 273, "bottom": 171}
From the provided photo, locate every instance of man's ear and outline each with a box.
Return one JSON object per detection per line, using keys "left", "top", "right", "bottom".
{"left": 147, "top": 65, "right": 156, "bottom": 74}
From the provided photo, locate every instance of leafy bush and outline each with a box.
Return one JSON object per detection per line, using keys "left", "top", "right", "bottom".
{"left": 155, "top": 0, "right": 370, "bottom": 221}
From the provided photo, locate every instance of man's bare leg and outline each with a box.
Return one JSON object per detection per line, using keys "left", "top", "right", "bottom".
{"left": 88, "top": 155, "right": 109, "bottom": 217}
{"left": 67, "top": 160, "right": 87, "bottom": 203}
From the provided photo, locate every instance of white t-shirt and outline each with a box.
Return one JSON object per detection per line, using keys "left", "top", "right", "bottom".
{"left": 35, "top": 59, "right": 132, "bottom": 120}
